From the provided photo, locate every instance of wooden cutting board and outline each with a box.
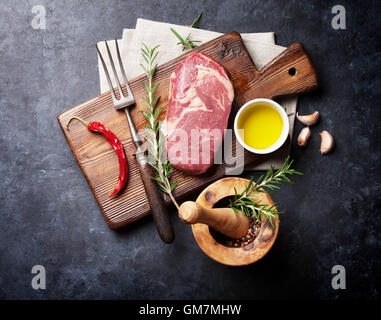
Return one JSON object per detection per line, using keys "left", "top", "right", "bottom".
{"left": 57, "top": 31, "right": 317, "bottom": 229}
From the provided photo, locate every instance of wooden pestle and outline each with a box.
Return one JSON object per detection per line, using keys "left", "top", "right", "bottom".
{"left": 178, "top": 201, "right": 249, "bottom": 239}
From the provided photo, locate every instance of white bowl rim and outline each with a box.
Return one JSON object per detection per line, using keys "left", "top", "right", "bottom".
{"left": 234, "top": 98, "right": 290, "bottom": 155}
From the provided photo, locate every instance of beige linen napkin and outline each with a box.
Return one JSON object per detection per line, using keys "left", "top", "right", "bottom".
{"left": 97, "top": 19, "right": 297, "bottom": 170}
{"left": 120, "top": 19, "right": 276, "bottom": 79}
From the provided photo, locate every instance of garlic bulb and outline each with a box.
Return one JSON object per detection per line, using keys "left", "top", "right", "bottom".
{"left": 320, "top": 131, "right": 334, "bottom": 154}
{"left": 297, "top": 127, "right": 311, "bottom": 147}
{"left": 296, "top": 111, "right": 319, "bottom": 126}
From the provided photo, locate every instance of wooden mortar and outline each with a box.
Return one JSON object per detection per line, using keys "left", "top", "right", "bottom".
{"left": 180, "top": 177, "right": 279, "bottom": 266}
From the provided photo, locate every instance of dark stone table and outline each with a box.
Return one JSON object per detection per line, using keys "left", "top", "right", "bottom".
{"left": 0, "top": 0, "right": 380, "bottom": 299}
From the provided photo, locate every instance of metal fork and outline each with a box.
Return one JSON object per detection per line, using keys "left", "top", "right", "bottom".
{"left": 96, "top": 40, "right": 174, "bottom": 244}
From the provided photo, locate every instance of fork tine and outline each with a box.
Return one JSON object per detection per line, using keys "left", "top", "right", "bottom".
{"left": 104, "top": 41, "right": 123, "bottom": 99}
{"left": 96, "top": 43, "right": 117, "bottom": 101}
{"left": 114, "top": 39, "right": 134, "bottom": 99}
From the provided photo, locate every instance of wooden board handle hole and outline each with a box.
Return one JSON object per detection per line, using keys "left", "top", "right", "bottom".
{"left": 288, "top": 67, "right": 297, "bottom": 76}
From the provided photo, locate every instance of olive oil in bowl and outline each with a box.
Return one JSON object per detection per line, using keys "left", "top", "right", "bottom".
{"left": 234, "top": 98, "right": 289, "bottom": 154}
{"left": 237, "top": 103, "right": 283, "bottom": 149}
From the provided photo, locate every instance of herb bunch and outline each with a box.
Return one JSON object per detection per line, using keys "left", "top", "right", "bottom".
{"left": 140, "top": 44, "right": 180, "bottom": 209}
{"left": 170, "top": 12, "right": 203, "bottom": 50}
{"left": 229, "top": 157, "right": 302, "bottom": 227}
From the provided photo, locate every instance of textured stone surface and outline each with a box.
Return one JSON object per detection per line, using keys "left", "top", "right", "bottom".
{"left": 0, "top": 0, "right": 380, "bottom": 299}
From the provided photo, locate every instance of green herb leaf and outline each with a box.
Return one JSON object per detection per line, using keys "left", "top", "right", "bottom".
{"left": 170, "top": 28, "right": 185, "bottom": 44}
{"left": 191, "top": 11, "right": 203, "bottom": 28}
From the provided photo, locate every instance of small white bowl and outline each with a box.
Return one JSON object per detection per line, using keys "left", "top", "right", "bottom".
{"left": 234, "top": 98, "right": 289, "bottom": 155}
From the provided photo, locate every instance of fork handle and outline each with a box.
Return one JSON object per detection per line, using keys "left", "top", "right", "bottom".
{"left": 137, "top": 159, "right": 175, "bottom": 244}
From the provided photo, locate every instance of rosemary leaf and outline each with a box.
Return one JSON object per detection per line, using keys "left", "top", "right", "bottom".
{"left": 191, "top": 11, "right": 203, "bottom": 28}
{"left": 170, "top": 28, "right": 185, "bottom": 44}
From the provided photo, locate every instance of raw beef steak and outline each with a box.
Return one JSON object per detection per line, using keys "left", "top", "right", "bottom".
{"left": 165, "top": 52, "right": 234, "bottom": 175}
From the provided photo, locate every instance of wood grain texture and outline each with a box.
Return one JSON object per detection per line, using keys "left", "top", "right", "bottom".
{"left": 57, "top": 31, "right": 317, "bottom": 229}
{"left": 191, "top": 177, "right": 279, "bottom": 266}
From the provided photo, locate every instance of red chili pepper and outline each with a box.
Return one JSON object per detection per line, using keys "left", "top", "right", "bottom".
{"left": 66, "top": 116, "right": 128, "bottom": 197}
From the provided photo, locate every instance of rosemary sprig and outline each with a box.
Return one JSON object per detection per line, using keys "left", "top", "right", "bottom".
{"left": 170, "top": 28, "right": 201, "bottom": 50}
{"left": 140, "top": 44, "right": 180, "bottom": 209}
{"left": 229, "top": 157, "right": 303, "bottom": 227}
{"left": 252, "top": 156, "right": 303, "bottom": 194}
{"left": 170, "top": 11, "right": 203, "bottom": 50}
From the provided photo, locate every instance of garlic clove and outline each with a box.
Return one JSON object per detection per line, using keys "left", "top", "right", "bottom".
{"left": 297, "top": 127, "right": 311, "bottom": 147}
{"left": 296, "top": 111, "right": 319, "bottom": 126}
{"left": 320, "top": 130, "right": 334, "bottom": 154}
